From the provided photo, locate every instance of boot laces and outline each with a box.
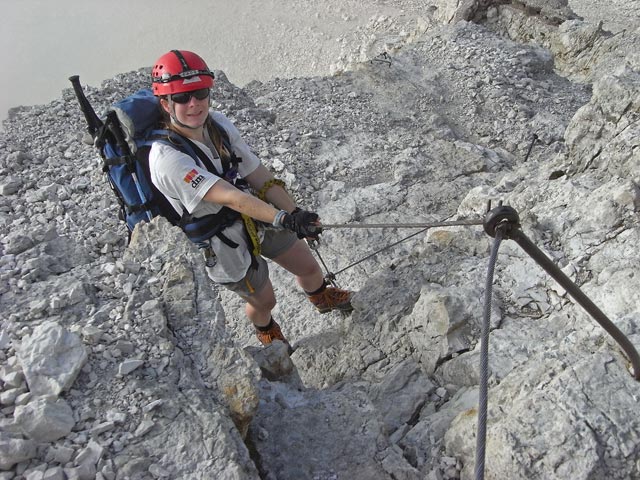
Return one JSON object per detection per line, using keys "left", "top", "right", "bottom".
{"left": 256, "top": 321, "right": 286, "bottom": 345}
{"left": 309, "top": 286, "right": 353, "bottom": 311}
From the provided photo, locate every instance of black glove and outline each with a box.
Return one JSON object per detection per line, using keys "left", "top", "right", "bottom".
{"left": 281, "top": 208, "right": 322, "bottom": 239}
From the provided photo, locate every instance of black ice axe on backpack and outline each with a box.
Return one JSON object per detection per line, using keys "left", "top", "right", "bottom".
{"left": 69, "top": 75, "right": 155, "bottom": 231}
{"left": 69, "top": 74, "right": 136, "bottom": 157}
{"left": 69, "top": 75, "right": 103, "bottom": 139}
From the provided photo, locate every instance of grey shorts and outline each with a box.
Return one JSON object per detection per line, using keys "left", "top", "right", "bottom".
{"left": 219, "top": 227, "right": 298, "bottom": 297}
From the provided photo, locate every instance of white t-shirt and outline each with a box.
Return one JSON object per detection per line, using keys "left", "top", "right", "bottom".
{"left": 149, "top": 111, "right": 261, "bottom": 283}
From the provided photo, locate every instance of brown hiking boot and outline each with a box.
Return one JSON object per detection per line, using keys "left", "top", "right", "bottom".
{"left": 255, "top": 319, "right": 292, "bottom": 352}
{"left": 307, "top": 286, "right": 354, "bottom": 314}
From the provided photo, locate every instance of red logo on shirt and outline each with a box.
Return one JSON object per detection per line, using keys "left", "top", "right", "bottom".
{"left": 184, "top": 168, "right": 205, "bottom": 188}
{"left": 184, "top": 169, "right": 199, "bottom": 183}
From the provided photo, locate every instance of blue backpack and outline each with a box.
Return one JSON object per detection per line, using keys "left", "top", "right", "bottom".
{"left": 103, "top": 89, "right": 170, "bottom": 229}
{"left": 69, "top": 78, "right": 243, "bottom": 244}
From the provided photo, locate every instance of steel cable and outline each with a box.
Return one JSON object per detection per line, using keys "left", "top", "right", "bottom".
{"left": 475, "top": 225, "right": 504, "bottom": 480}
{"left": 314, "top": 218, "right": 484, "bottom": 277}
{"left": 320, "top": 218, "right": 484, "bottom": 230}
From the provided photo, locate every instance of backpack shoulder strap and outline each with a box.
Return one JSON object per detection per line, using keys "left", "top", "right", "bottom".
{"left": 209, "top": 116, "right": 230, "bottom": 144}
{"left": 208, "top": 117, "right": 242, "bottom": 174}
{"left": 181, "top": 136, "right": 222, "bottom": 177}
{"left": 135, "top": 143, "right": 182, "bottom": 226}
{"left": 151, "top": 130, "right": 223, "bottom": 177}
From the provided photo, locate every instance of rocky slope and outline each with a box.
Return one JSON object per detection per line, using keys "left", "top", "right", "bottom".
{"left": 1, "top": 1, "right": 639, "bottom": 479}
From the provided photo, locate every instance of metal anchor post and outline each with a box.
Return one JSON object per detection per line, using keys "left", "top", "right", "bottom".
{"left": 483, "top": 205, "right": 640, "bottom": 380}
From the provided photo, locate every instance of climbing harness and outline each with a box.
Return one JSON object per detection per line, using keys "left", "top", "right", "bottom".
{"left": 313, "top": 204, "right": 640, "bottom": 480}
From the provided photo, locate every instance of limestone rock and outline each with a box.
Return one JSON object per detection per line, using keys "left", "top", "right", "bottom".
{"left": 14, "top": 396, "right": 75, "bottom": 442}
{"left": 17, "top": 321, "right": 88, "bottom": 396}
{"left": 566, "top": 58, "right": 640, "bottom": 176}
{"left": 0, "top": 432, "right": 37, "bottom": 470}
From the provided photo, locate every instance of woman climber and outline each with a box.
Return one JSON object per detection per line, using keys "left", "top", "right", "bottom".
{"left": 148, "top": 50, "right": 353, "bottom": 349}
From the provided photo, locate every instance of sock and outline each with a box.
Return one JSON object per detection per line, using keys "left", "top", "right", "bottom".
{"left": 255, "top": 317, "right": 274, "bottom": 332}
{"left": 305, "top": 280, "right": 327, "bottom": 296}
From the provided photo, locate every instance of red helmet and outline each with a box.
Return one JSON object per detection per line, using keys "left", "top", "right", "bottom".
{"left": 151, "top": 50, "right": 215, "bottom": 96}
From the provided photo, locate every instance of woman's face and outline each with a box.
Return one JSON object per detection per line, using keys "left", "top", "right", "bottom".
{"left": 161, "top": 88, "right": 210, "bottom": 129}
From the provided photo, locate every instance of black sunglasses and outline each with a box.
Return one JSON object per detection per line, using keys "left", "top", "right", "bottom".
{"left": 170, "top": 88, "right": 210, "bottom": 104}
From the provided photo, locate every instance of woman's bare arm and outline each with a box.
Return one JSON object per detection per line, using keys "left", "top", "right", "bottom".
{"left": 245, "top": 164, "right": 297, "bottom": 212}
{"left": 203, "top": 179, "right": 279, "bottom": 223}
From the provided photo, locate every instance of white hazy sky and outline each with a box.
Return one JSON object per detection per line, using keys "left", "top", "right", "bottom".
{"left": 0, "top": 0, "right": 257, "bottom": 123}
{"left": 1, "top": 0, "right": 633, "bottom": 126}
{"left": 0, "top": 0, "right": 354, "bottom": 125}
